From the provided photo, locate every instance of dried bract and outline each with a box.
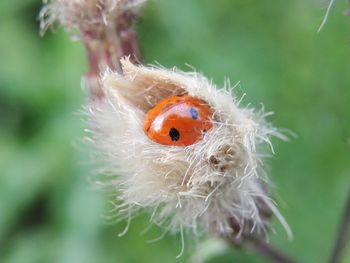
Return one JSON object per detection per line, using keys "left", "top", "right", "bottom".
{"left": 86, "top": 58, "right": 291, "bottom": 240}
{"left": 39, "top": 0, "right": 147, "bottom": 35}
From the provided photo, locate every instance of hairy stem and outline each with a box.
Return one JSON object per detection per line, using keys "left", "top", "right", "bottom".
{"left": 117, "top": 13, "right": 142, "bottom": 65}
{"left": 221, "top": 199, "right": 297, "bottom": 263}
{"left": 329, "top": 189, "right": 350, "bottom": 263}
{"left": 246, "top": 237, "right": 297, "bottom": 263}
{"left": 224, "top": 234, "right": 297, "bottom": 263}
{"left": 83, "top": 12, "right": 142, "bottom": 99}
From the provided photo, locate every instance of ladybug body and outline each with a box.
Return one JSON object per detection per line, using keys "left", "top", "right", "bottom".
{"left": 144, "top": 95, "right": 213, "bottom": 146}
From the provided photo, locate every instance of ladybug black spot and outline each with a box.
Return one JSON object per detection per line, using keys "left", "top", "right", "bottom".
{"left": 169, "top": 128, "right": 180, "bottom": 141}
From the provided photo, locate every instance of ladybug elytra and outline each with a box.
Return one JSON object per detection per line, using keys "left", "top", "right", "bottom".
{"left": 144, "top": 95, "right": 213, "bottom": 146}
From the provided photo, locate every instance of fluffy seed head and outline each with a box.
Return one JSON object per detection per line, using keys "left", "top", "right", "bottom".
{"left": 86, "top": 58, "right": 291, "bottom": 239}
{"left": 39, "top": 0, "right": 147, "bottom": 35}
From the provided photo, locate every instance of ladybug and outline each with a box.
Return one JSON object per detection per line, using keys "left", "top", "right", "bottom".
{"left": 144, "top": 95, "right": 213, "bottom": 146}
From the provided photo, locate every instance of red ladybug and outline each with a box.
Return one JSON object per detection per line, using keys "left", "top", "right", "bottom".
{"left": 144, "top": 95, "right": 213, "bottom": 146}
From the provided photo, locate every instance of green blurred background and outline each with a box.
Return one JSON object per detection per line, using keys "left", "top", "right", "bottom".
{"left": 0, "top": 0, "right": 350, "bottom": 262}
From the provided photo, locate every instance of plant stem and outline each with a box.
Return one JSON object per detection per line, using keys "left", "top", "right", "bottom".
{"left": 117, "top": 13, "right": 142, "bottom": 65}
{"left": 222, "top": 200, "right": 297, "bottom": 263}
{"left": 83, "top": 12, "right": 142, "bottom": 99}
{"left": 224, "top": 234, "right": 297, "bottom": 263}
{"left": 329, "top": 189, "right": 350, "bottom": 263}
{"left": 246, "top": 237, "right": 297, "bottom": 263}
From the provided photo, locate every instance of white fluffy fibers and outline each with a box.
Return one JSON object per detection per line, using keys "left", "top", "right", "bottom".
{"left": 86, "top": 57, "right": 291, "bottom": 240}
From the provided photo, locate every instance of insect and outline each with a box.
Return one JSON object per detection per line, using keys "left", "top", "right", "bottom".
{"left": 144, "top": 95, "right": 214, "bottom": 146}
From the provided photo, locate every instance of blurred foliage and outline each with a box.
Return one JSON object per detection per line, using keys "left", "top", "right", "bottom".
{"left": 0, "top": 0, "right": 350, "bottom": 262}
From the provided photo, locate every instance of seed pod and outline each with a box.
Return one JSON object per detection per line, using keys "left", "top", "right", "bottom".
{"left": 40, "top": 0, "right": 147, "bottom": 35}
{"left": 87, "top": 57, "right": 291, "bottom": 241}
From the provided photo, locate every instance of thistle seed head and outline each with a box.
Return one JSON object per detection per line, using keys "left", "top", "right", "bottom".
{"left": 39, "top": 0, "right": 147, "bottom": 36}
{"left": 86, "top": 57, "right": 291, "bottom": 240}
